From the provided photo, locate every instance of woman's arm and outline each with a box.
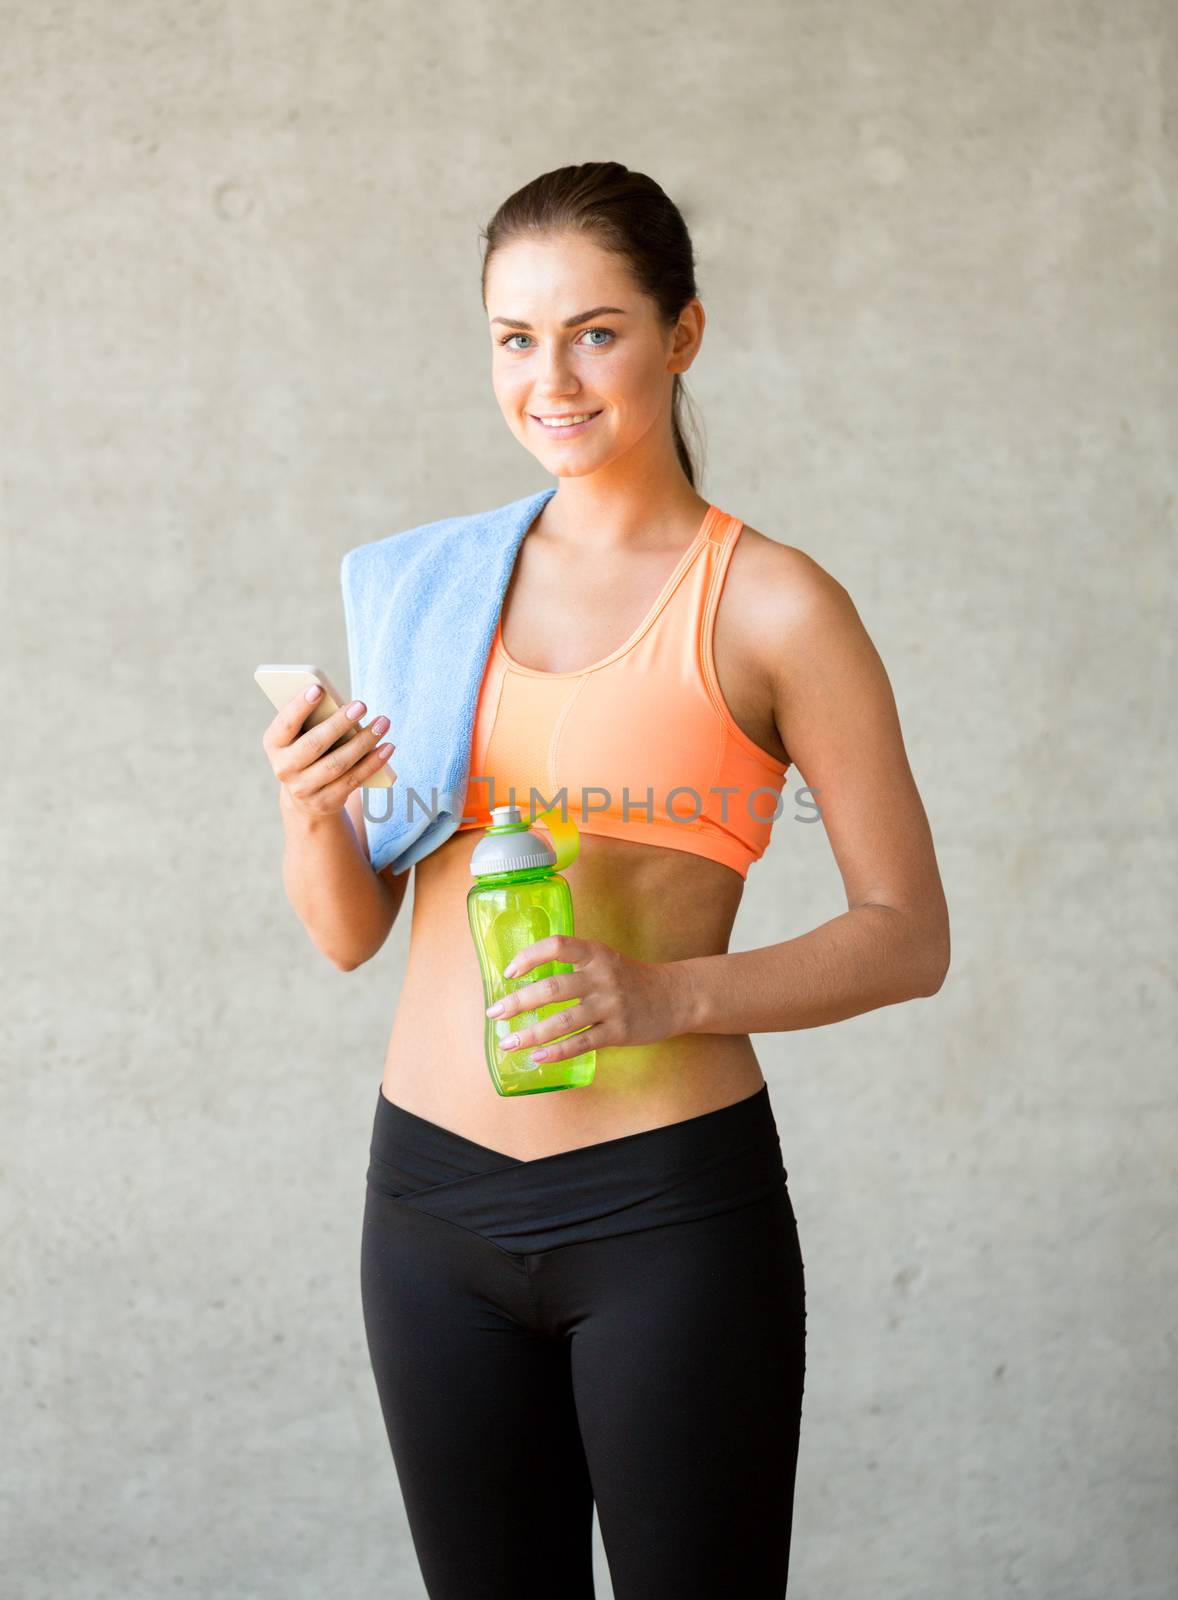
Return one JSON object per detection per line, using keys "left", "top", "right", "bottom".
{"left": 280, "top": 783, "right": 411, "bottom": 972}
{"left": 670, "top": 548, "right": 950, "bottom": 1036}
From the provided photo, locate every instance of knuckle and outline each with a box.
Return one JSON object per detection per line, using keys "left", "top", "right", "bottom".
{"left": 543, "top": 975, "right": 561, "bottom": 1000}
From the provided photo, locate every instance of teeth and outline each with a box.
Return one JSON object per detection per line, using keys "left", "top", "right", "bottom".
{"left": 538, "top": 412, "right": 595, "bottom": 427}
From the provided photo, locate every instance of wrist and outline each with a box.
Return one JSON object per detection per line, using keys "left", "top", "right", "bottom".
{"left": 279, "top": 786, "right": 342, "bottom": 836}
{"left": 662, "top": 956, "right": 706, "bottom": 1038}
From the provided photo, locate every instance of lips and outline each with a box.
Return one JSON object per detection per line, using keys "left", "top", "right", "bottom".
{"left": 530, "top": 410, "right": 603, "bottom": 423}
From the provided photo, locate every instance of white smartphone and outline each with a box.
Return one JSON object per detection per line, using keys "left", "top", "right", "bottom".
{"left": 254, "top": 663, "right": 395, "bottom": 788}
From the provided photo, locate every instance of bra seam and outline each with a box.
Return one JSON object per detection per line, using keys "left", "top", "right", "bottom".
{"left": 547, "top": 674, "right": 587, "bottom": 804}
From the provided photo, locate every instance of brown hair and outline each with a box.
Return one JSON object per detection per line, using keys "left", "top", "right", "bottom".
{"left": 479, "top": 162, "right": 705, "bottom": 490}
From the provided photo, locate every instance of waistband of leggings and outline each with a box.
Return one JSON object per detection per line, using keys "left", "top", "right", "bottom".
{"left": 366, "top": 1082, "right": 788, "bottom": 1254}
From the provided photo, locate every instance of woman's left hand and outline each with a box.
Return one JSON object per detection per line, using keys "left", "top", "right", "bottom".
{"left": 484, "top": 935, "right": 688, "bottom": 1064}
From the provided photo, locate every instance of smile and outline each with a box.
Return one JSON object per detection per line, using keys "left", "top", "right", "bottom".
{"left": 529, "top": 410, "right": 603, "bottom": 437}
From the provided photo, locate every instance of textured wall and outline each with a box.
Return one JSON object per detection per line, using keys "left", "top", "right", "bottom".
{"left": 3, "top": 2, "right": 1174, "bottom": 1596}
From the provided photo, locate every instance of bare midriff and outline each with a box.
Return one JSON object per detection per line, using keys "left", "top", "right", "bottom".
{"left": 378, "top": 830, "right": 764, "bottom": 1161}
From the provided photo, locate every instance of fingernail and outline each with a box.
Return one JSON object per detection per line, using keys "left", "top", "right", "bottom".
{"left": 503, "top": 961, "right": 518, "bottom": 979}
{"left": 371, "top": 716, "right": 390, "bottom": 736}
{"left": 346, "top": 700, "right": 364, "bottom": 719}
{"left": 486, "top": 1001, "right": 504, "bottom": 1018}
{"left": 531, "top": 1051, "right": 549, "bottom": 1063}
{"left": 500, "top": 1034, "right": 519, "bottom": 1051}
{"left": 305, "top": 684, "right": 322, "bottom": 702}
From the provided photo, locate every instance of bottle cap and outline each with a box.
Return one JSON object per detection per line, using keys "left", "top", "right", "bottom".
{"left": 468, "top": 804, "right": 557, "bottom": 876}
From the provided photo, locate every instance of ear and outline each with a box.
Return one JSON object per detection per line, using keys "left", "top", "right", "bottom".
{"left": 669, "top": 298, "right": 705, "bottom": 373}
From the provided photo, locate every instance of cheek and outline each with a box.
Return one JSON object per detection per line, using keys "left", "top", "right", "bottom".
{"left": 492, "top": 372, "right": 528, "bottom": 416}
{"left": 602, "top": 351, "right": 662, "bottom": 409}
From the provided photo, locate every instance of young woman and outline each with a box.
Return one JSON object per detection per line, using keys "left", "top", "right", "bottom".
{"left": 263, "top": 162, "right": 950, "bottom": 1599}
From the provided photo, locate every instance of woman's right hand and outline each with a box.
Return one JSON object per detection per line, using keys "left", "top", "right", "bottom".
{"left": 262, "top": 686, "right": 395, "bottom": 820}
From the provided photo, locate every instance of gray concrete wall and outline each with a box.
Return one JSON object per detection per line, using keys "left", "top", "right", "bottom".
{"left": 3, "top": 2, "right": 1174, "bottom": 1596}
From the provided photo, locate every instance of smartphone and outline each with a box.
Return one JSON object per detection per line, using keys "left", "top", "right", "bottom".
{"left": 254, "top": 663, "right": 395, "bottom": 788}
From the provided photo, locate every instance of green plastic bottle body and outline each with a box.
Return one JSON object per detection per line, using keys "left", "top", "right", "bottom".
{"left": 467, "top": 864, "right": 597, "bottom": 1096}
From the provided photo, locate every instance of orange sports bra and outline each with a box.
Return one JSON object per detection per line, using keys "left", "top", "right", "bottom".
{"left": 456, "top": 504, "right": 791, "bottom": 879}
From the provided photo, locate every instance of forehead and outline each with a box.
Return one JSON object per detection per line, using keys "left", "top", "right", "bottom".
{"left": 485, "top": 233, "right": 632, "bottom": 314}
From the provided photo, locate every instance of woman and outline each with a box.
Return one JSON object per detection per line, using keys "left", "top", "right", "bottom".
{"left": 263, "top": 162, "right": 950, "bottom": 1599}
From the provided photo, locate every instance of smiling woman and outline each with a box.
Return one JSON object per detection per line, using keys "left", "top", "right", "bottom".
{"left": 261, "top": 159, "right": 949, "bottom": 1599}
{"left": 482, "top": 175, "right": 706, "bottom": 493}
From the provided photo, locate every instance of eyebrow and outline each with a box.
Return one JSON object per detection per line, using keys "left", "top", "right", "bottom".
{"left": 490, "top": 305, "right": 629, "bottom": 330}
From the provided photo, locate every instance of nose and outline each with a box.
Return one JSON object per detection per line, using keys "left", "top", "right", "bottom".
{"left": 531, "top": 345, "right": 582, "bottom": 403}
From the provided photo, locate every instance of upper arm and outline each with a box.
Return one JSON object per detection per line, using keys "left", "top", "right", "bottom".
{"left": 766, "top": 549, "right": 949, "bottom": 968}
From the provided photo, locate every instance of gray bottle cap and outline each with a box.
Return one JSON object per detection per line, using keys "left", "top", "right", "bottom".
{"left": 469, "top": 804, "right": 557, "bottom": 876}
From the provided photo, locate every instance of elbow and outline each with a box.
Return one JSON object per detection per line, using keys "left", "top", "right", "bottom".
{"left": 918, "top": 960, "right": 949, "bottom": 997}
{"left": 319, "top": 884, "right": 403, "bottom": 972}
{"left": 330, "top": 948, "right": 374, "bottom": 973}
{"left": 870, "top": 902, "right": 950, "bottom": 999}
{"left": 324, "top": 941, "right": 374, "bottom": 973}
{"left": 918, "top": 931, "right": 951, "bottom": 997}
{"left": 329, "top": 922, "right": 395, "bottom": 970}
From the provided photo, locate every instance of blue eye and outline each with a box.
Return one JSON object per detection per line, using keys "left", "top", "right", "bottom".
{"left": 497, "top": 327, "right": 616, "bottom": 350}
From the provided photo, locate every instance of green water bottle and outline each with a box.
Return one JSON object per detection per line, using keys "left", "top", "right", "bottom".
{"left": 467, "top": 803, "right": 597, "bottom": 1097}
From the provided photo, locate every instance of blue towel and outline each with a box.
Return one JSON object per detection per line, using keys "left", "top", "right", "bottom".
{"left": 340, "top": 485, "right": 558, "bottom": 876}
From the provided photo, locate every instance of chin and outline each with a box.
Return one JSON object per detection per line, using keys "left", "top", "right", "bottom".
{"left": 538, "top": 458, "right": 600, "bottom": 480}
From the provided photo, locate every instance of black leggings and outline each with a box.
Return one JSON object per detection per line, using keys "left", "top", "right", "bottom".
{"left": 360, "top": 1081, "right": 806, "bottom": 1599}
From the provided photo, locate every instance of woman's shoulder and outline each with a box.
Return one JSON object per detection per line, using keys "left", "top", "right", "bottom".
{"left": 729, "top": 519, "right": 854, "bottom": 633}
{"left": 727, "top": 521, "right": 881, "bottom": 728}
